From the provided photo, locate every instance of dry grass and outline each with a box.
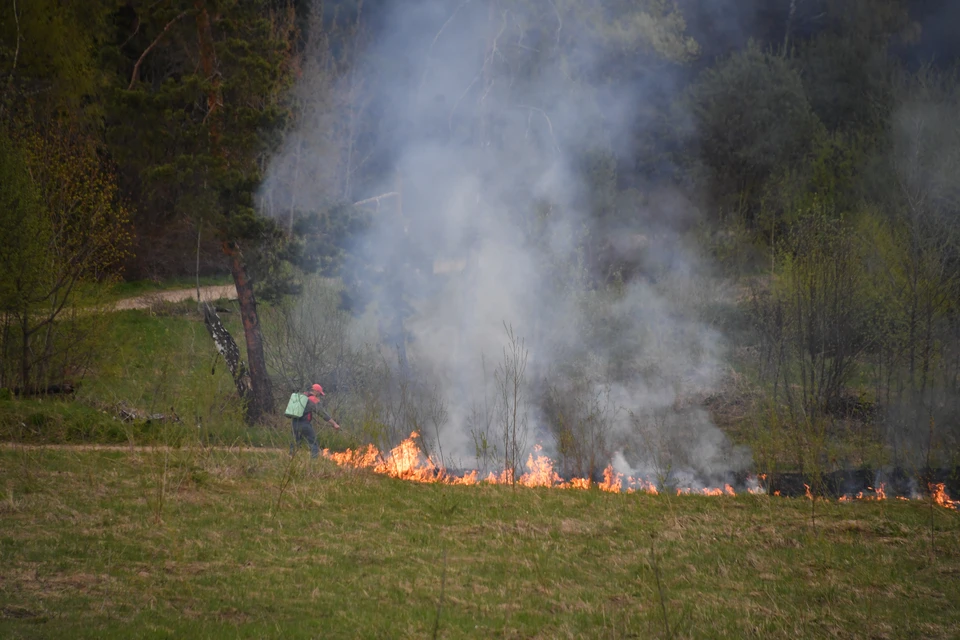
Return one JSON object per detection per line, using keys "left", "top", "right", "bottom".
{"left": 0, "top": 447, "right": 958, "bottom": 639}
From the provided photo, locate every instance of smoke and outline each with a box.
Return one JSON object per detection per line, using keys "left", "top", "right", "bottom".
{"left": 262, "top": 0, "right": 749, "bottom": 484}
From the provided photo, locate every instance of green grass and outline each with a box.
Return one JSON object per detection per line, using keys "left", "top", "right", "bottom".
{"left": 79, "top": 308, "right": 240, "bottom": 408}
{"left": 0, "top": 307, "right": 288, "bottom": 448}
{"left": 1, "top": 448, "right": 958, "bottom": 639}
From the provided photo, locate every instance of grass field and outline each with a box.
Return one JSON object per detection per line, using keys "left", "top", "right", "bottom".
{"left": 0, "top": 307, "right": 284, "bottom": 448}
{"left": 1, "top": 447, "right": 958, "bottom": 639}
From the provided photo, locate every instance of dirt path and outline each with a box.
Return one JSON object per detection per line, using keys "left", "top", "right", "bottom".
{"left": 112, "top": 284, "right": 237, "bottom": 311}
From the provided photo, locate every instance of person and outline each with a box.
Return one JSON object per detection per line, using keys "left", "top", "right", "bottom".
{"left": 290, "top": 383, "right": 341, "bottom": 458}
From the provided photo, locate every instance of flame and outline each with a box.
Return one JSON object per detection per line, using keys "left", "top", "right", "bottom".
{"left": 839, "top": 484, "right": 887, "bottom": 503}
{"left": 874, "top": 484, "right": 887, "bottom": 500}
{"left": 598, "top": 466, "right": 623, "bottom": 493}
{"left": 628, "top": 477, "right": 659, "bottom": 495}
{"left": 321, "top": 433, "right": 953, "bottom": 505}
{"left": 518, "top": 446, "right": 562, "bottom": 488}
{"left": 931, "top": 483, "right": 959, "bottom": 510}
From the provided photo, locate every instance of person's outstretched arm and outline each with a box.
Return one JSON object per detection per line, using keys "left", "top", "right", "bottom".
{"left": 311, "top": 398, "right": 339, "bottom": 430}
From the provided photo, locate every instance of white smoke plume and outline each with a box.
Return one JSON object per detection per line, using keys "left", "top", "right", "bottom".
{"left": 262, "top": 0, "right": 750, "bottom": 487}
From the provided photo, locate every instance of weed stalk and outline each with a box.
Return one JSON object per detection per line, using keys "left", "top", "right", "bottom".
{"left": 649, "top": 535, "right": 672, "bottom": 640}
{"left": 274, "top": 450, "right": 300, "bottom": 516}
{"left": 432, "top": 545, "right": 448, "bottom": 640}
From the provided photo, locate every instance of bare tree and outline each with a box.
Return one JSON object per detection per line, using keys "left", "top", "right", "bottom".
{"left": 494, "top": 323, "right": 529, "bottom": 483}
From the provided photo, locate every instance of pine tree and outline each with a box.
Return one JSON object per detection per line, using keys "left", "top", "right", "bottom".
{"left": 108, "top": 0, "right": 297, "bottom": 422}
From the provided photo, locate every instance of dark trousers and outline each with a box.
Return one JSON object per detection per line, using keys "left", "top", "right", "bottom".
{"left": 290, "top": 419, "right": 319, "bottom": 458}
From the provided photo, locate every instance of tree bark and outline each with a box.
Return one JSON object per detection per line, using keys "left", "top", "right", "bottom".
{"left": 194, "top": 0, "right": 220, "bottom": 142}
{"left": 226, "top": 242, "right": 274, "bottom": 422}
{"left": 202, "top": 301, "right": 251, "bottom": 400}
{"left": 193, "top": 0, "right": 272, "bottom": 424}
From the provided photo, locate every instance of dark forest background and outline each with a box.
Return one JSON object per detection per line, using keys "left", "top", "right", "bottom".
{"left": 1, "top": 0, "right": 958, "bottom": 476}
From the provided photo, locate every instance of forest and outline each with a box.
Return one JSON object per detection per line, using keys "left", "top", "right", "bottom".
{"left": 1, "top": 0, "right": 959, "bottom": 488}
{"left": 3, "top": 2, "right": 960, "bottom": 637}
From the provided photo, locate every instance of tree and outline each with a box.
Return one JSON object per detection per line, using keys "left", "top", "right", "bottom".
{"left": 793, "top": 0, "right": 916, "bottom": 137}
{"left": 866, "top": 65, "right": 960, "bottom": 463}
{"left": 106, "top": 0, "right": 297, "bottom": 422}
{"left": 258, "top": 0, "right": 379, "bottom": 212}
{"left": 0, "top": 0, "right": 117, "bottom": 124}
{"left": 686, "top": 42, "right": 823, "bottom": 223}
{"left": 0, "top": 125, "right": 131, "bottom": 392}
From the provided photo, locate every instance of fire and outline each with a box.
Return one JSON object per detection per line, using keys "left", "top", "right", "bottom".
{"left": 321, "top": 433, "right": 956, "bottom": 506}
{"left": 629, "top": 477, "right": 659, "bottom": 495}
{"left": 931, "top": 483, "right": 959, "bottom": 510}
{"left": 746, "top": 474, "right": 766, "bottom": 495}
{"left": 598, "top": 466, "right": 623, "bottom": 493}
{"left": 518, "top": 446, "right": 562, "bottom": 488}
{"left": 322, "top": 432, "right": 739, "bottom": 495}
{"left": 839, "top": 483, "right": 887, "bottom": 503}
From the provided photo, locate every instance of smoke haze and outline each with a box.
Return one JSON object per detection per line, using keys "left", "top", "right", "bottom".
{"left": 263, "top": 0, "right": 749, "bottom": 487}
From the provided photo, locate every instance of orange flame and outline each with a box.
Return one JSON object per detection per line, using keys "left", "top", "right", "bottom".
{"left": 839, "top": 484, "right": 887, "bottom": 503}
{"left": 598, "top": 466, "right": 623, "bottom": 493}
{"left": 518, "top": 446, "right": 562, "bottom": 488}
{"left": 931, "top": 483, "right": 959, "bottom": 510}
{"left": 628, "top": 477, "right": 659, "bottom": 495}
{"left": 325, "top": 433, "right": 930, "bottom": 502}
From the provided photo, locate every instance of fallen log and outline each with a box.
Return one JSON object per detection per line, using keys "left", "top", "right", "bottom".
{"left": 12, "top": 383, "right": 79, "bottom": 397}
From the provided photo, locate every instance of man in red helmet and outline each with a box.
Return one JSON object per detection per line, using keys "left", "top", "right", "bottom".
{"left": 290, "top": 383, "right": 341, "bottom": 458}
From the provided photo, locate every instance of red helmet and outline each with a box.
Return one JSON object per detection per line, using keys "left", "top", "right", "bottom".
{"left": 310, "top": 383, "right": 325, "bottom": 396}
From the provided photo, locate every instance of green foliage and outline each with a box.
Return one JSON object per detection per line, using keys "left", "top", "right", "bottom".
{"left": 770, "top": 209, "right": 874, "bottom": 415}
{"left": 104, "top": 1, "right": 295, "bottom": 263}
{"left": 0, "top": 124, "right": 131, "bottom": 390}
{"left": 582, "top": 0, "right": 700, "bottom": 62}
{"left": 797, "top": 34, "right": 895, "bottom": 134}
{"left": 0, "top": 0, "right": 118, "bottom": 121}
{"left": 0, "top": 131, "right": 44, "bottom": 310}
{"left": 687, "top": 42, "right": 824, "bottom": 220}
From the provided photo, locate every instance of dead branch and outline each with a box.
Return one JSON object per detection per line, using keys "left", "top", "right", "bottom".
{"left": 417, "top": 0, "right": 473, "bottom": 102}
{"left": 6, "top": 0, "right": 21, "bottom": 88}
{"left": 448, "top": 72, "right": 481, "bottom": 132}
{"left": 516, "top": 104, "right": 560, "bottom": 154}
{"left": 120, "top": 16, "right": 141, "bottom": 49}
{"left": 128, "top": 10, "right": 189, "bottom": 90}
{"left": 548, "top": 0, "right": 562, "bottom": 47}
{"left": 353, "top": 192, "right": 400, "bottom": 208}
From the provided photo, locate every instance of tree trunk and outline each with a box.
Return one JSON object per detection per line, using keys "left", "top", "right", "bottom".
{"left": 194, "top": 1, "right": 272, "bottom": 424}
{"left": 194, "top": 0, "right": 220, "bottom": 143}
{"left": 226, "top": 242, "right": 274, "bottom": 422}
{"left": 20, "top": 312, "right": 30, "bottom": 391}
{"left": 202, "top": 302, "right": 251, "bottom": 400}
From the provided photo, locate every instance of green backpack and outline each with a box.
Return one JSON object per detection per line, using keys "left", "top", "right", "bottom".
{"left": 284, "top": 393, "right": 309, "bottom": 418}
